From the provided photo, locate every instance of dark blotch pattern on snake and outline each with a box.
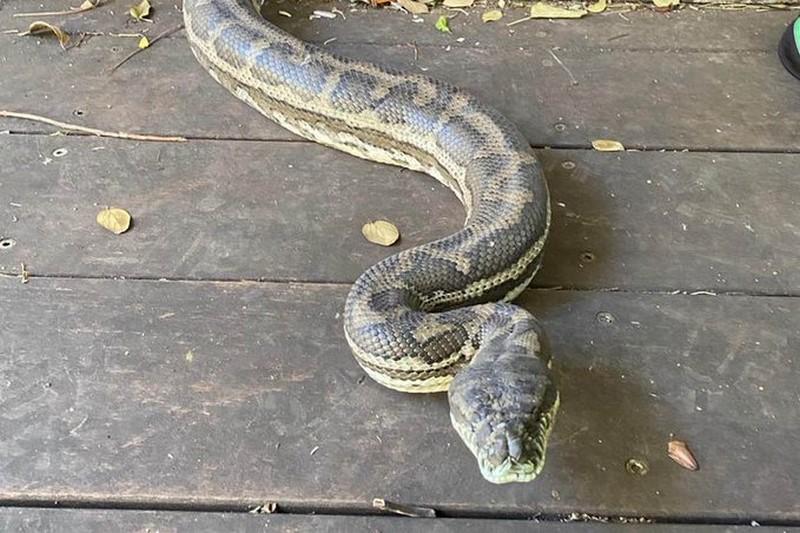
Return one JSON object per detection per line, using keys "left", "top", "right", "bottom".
{"left": 183, "top": 0, "right": 559, "bottom": 483}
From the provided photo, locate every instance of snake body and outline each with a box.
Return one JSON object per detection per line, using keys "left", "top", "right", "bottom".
{"left": 183, "top": 0, "right": 559, "bottom": 483}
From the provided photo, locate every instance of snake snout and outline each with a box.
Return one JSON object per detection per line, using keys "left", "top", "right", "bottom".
{"left": 448, "top": 355, "right": 559, "bottom": 484}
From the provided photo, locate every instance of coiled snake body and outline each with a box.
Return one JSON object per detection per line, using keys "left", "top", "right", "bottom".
{"left": 183, "top": 0, "right": 559, "bottom": 483}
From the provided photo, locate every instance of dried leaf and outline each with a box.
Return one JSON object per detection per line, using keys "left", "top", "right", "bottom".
{"left": 22, "top": 21, "right": 70, "bottom": 48}
{"left": 79, "top": 0, "right": 98, "bottom": 9}
{"left": 97, "top": 207, "right": 132, "bottom": 235}
{"left": 529, "top": 2, "right": 587, "bottom": 18}
{"left": 443, "top": 0, "right": 474, "bottom": 7}
{"left": 653, "top": 0, "right": 679, "bottom": 9}
{"left": 482, "top": 9, "right": 503, "bottom": 22}
{"left": 362, "top": 220, "right": 400, "bottom": 246}
{"left": 667, "top": 440, "right": 698, "bottom": 471}
{"left": 435, "top": 15, "right": 452, "bottom": 33}
{"left": 587, "top": 0, "right": 607, "bottom": 13}
{"left": 397, "top": 0, "right": 429, "bottom": 14}
{"left": 138, "top": 35, "right": 150, "bottom": 48}
{"left": 129, "top": 0, "right": 151, "bottom": 21}
{"left": 591, "top": 139, "right": 625, "bottom": 152}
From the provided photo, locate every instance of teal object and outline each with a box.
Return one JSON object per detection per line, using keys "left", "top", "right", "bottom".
{"left": 779, "top": 17, "right": 800, "bottom": 80}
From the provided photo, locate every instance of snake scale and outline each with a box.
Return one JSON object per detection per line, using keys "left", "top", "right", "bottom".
{"left": 183, "top": 0, "right": 559, "bottom": 483}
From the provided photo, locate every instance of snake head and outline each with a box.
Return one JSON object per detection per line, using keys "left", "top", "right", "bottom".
{"left": 448, "top": 353, "right": 559, "bottom": 484}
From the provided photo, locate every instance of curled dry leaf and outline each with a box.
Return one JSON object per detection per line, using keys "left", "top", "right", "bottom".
{"left": 529, "top": 2, "right": 587, "bottom": 19}
{"left": 397, "top": 0, "right": 429, "bottom": 14}
{"left": 443, "top": 0, "right": 474, "bottom": 7}
{"left": 653, "top": 0, "right": 679, "bottom": 10}
{"left": 129, "top": 0, "right": 151, "bottom": 21}
{"left": 22, "top": 21, "right": 70, "bottom": 48}
{"left": 587, "top": 0, "right": 607, "bottom": 13}
{"left": 482, "top": 9, "right": 503, "bottom": 22}
{"left": 592, "top": 139, "right": 625, "bottom": 152}
{"left": 138, "top": 35, "right": 150, "bottom": 49}
{"left": 667, "top": 440, "right": 698, "bottom": 471}
{"left": 97, "top": 207, "right": 132, "bottom": 235}
{"left": 435, "top": 15, "right": 452, "bottom": 33}
{"left": 362, "top": 220, "right": 400, "bottom": 246}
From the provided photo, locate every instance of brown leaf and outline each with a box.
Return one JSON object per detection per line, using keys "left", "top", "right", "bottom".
{"left": 397, "top": 0, "right": 429, "bottom": 14}
{"left": 22, "top": 21, "right": 70, "bottom": 49}
{"left": 481, "top": 9, "right": 503, "bottom": 22}
{"left": 529, "top": 2, "right": 587, "bottom": 19}
{"left": 362, "top": 220, "right": 400, "bottom": 246}
{"left": 587, "top": 0, "right": 607, "bottom": 13}
{"left": 443, "top": 0, "right": 474, "bottom": 7}
{"left": 97, "top": 207, "right": 132, "bottom": 235}
{"left": 667, "top": 440, "right": 699, "bottom": 471}
{"left": 653, "top": 0, "right": 679, "bottom": 10}
{"left": 129, "top": 0, "right": 151, "bottom": 21}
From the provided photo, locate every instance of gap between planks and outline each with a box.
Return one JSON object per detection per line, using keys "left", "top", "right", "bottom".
{"left": 2, "top": 271, "right": 800, "bottom": 299}
{"left": 3, "top": 130, "right": 800, "bottom": 155}
{"left": 0, "top": 497, "right": 798, "bottom": 528}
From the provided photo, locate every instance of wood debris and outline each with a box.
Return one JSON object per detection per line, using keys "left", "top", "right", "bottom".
{"left": 373, "top": 498, "right": 436, "bottom": 518}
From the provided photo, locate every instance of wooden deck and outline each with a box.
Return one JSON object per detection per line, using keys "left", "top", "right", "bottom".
{"left": 1, "top": 0, "right": 799, "bottom": 530}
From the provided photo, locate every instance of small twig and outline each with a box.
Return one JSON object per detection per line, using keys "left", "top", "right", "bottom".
{"left": 69, "top": 415, "right": 89, "bottom": 435}
{"left": 372, "top": 498, "right": 436, "bottom": 518}
{"left": 14, "top": 0, "right": 103, "bottom": 18}
{"left": 548, "top": 48, "right": 579, "bottom": 86}
{"left": 506, "top": 15, "right": 531, "bottom": 26}
{"left": 0, "top": 111, "right": 187, "bottom": 142}
{"left": 109, "top": 23, "right": 184, "bottom": 73}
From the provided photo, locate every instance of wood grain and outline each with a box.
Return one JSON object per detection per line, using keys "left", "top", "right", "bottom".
{"left": 1, "top": 10, "right": 797, "bottom": 149}
{"left": 2, "top": 136, "right": 798, "bottom": 293}
{"left": 0, "top": 277, "right": 797, "bottom": 520}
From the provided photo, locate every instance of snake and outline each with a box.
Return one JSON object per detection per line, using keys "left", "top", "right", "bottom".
{"left": 183, "top": 0, "right": 559, "bottom": 484}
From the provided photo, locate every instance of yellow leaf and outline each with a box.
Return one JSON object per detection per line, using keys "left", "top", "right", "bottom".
{"left": 96, "top": 207, "right": 132, "bottom": 234}
{"left": 587, "top": 0, "right": 607, "bottom": 13}
{"left": 529, "top": 2, "right": 587, "bottom": 18}
{"left": 129, "top": 0, "right": 151, "bottom": 20}
{"left": 397, "top": 0, "right": 429, "bottom": 14}
{"left": 138, "top": 35, "right": 150, "bottom": 48}
{"left": 482, "top": 9, "right": 503, "bottom": 22}
{"left": 362, "top": 220, "right": 400, "bottom": 246}
{"left": 443, "top": 0, "right": 474, "bottom": 7}
{"left": 79, "top": 0, "right": 98, "bottom": 9}
{"left": 22, "top": 21, "right": 70, "bottom": 48}
{"left": 592, "top": 139, "right": 625, "bottom": 152}
{"left": 653, "top": 0, "right": 679, "bottom": 8}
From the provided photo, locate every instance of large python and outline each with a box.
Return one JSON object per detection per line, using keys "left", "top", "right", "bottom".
{"left": 183, "top": 0, "right": 559, "bottom": 483}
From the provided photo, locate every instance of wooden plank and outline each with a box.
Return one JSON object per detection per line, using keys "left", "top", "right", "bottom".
{"left": 1, "top": 10, "right": 797, "bottom": 149}
{"left": 0, "top": 508, "right": 794, "bottom": 533}
{"left": 3, "top": 0, "right": 796, "bottom": 45}
{"left": 2, "top": 136, "right": 798, "bottom": 293}
{"left": 0, "top": 277, "right": 797, "bottom": 520}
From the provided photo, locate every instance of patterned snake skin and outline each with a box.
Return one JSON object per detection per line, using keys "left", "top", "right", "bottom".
{"left": 183, "top": 0, "right": 559, "bottom": 483}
